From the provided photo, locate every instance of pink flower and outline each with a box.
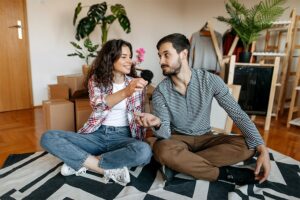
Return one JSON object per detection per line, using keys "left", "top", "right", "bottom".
{"left": 135, "top": 48, "right": 145, "bottom": 64}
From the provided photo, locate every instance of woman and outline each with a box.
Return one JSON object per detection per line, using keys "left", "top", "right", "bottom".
{"left": 41, "top": 39, "right": 152, "bottom": 186}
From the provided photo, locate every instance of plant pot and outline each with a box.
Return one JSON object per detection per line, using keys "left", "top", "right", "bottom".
{"left": 82, "top": 64, "right": 90, "bottom": 77}
{"left": 238, "top": 51, "right": 252, "bottom": 63}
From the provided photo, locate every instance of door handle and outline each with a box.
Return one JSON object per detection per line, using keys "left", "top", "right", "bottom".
{"left": 8, "top": 25, "right": 21, "bottom": 28}
{"left": 8, "top": 20, "right": 22, "bottom": 39}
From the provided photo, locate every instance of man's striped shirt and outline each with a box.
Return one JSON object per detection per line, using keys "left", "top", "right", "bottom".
{"left": 152, "top": 68, "right": 264, "bottom": 149}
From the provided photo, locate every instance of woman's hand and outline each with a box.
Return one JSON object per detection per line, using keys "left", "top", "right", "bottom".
{"left": 135, "top": 112, "right": 161, "bottom": 128}
{"left": 125, "top": 78, "right": 148, "bottom": 97}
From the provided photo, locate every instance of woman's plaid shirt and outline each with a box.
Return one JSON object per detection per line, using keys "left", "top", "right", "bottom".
{"left": 78, "top": 75, "right": 145, "bottom": 140}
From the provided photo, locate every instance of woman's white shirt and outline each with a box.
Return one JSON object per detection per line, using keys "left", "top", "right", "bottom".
{"left": 102, "top": 82, "right": 128, "bottom": 126}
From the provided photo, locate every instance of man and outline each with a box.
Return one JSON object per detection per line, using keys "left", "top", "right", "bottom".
{"left": 135, "top": 33, "right": 271, "bottom": 185}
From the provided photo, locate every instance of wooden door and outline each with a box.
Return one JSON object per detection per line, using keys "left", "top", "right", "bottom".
{"left": 0, "top": 0, "right": 32, "bottom": 112}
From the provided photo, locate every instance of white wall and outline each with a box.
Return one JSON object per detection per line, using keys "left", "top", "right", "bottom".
{"left": 26, "top": 0, "right": 300, "bottom": 106}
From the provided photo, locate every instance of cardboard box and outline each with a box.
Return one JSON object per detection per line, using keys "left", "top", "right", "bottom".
{"left": 146, "top": 84, "right": 155, "bottom": 98}
{"left": 57, "top": 74, "right": 85, "bottom": 96}
{"left": 43, "top": 100, "right": 75, "bottom": 131}
{"left": 48, "top": 84, "right": 69, "bottom": 100}
{"left": 144, "top": 98, "right": 151, "bottom": 113}
{"left": 75, "top": 98, "right": 92, "bottom": 131}
{"left": 145, "top": 84, "right": 155, "bottom": 113}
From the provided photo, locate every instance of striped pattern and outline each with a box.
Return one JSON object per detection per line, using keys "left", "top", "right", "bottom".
{"left": 152, "top": 69, "right": 264, "bottom": 149}
{"left": 1, "top": 150, "right": 299, "bottom": 199}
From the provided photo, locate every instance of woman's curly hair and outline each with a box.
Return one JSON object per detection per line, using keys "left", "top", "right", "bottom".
{"left": 85, "top": 39, "right": 137, "bottom": 88}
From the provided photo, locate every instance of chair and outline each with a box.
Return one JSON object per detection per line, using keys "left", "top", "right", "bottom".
{"left": 210, "top": 84, "right": 241, "bottom": 134}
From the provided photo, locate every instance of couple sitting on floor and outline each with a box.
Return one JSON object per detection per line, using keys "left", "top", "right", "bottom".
{"left": 40, "top": 33, "right": 271, "bottom": 186}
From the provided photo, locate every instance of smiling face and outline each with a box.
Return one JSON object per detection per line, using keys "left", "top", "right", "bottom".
{"left": 113, "top": 45, "right": 133, "bottom": 76}
{"left": 158, "top": 42, "right": 182, "bottom": 76}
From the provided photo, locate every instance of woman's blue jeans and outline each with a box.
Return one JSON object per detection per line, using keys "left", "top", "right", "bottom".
{"left": 40, "top": 125, "right": 152, "bottom": 171}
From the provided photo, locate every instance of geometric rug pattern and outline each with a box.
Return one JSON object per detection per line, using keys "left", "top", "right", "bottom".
{"left": 0, "top": 149, "right": 299, "bottom": 200}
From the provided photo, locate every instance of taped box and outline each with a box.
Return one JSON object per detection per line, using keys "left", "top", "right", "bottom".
{"left": 48, "top": 84, "right": 69, "bottom": 100}
{"left": 75, "top": 98, "right": 92, "bottom": 131}
{"left": 57, "top": 74, "right": 85, "bottom": 96}
{"left": 43, "top": 99, "right": 75, "bottom": 131}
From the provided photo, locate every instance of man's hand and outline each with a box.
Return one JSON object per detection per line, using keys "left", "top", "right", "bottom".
{"left": 125, "top": 78, "right": 148, "bottom": 97}
{"left": 135, "top": 113, "right": 161, "bottom": 128}
{"left": 255, "top": 144, "right": 271, "bottom": 184}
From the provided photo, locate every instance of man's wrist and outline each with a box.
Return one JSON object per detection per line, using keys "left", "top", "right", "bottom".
{"left": 256, "top": 144, "right": 268, "bottom": 153}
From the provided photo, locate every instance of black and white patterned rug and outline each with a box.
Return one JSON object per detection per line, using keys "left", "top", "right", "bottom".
{"left": 1, "top": 149, "right": 299, "bottom": 200}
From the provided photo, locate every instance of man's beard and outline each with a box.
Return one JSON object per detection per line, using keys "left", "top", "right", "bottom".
{"left": 161, "top": 58, "right": 182, "bottom": 76}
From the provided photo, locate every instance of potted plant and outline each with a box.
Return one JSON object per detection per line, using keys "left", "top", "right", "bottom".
{"left": 73, "top": 2, "right": 131, "bottom": 45}
{"left": 67, "top": 38, "right": 99, "bottom": 76}
{"left": 217, "top": 0, "right": 287, "bottom": 62}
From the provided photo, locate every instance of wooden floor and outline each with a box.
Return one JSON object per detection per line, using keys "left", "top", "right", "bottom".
{"left": 0, "top": 107, "right": 299, "bottom": 167}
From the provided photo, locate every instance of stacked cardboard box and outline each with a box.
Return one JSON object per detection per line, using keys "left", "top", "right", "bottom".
{"left": 48, "top": 84, "right": 69, "bottom": 100}
{"left": 145, "top": 84, "right": 155, "bottom": 113}
{"left": 75, "top": 99, "right": 93, "bottom": 131}
{"left": 44, "top": 73, "right": 87, "bottom": 131}
{"left": 43, "top": 100, "right": 75, "bottom": 131}
{"left": 57, "top": 74, "right": 85, "bottom": 97}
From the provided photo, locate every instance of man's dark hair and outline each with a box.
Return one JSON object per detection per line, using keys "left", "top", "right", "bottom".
{"left": 156, "top": 33, "right": 190, "bottom": 56}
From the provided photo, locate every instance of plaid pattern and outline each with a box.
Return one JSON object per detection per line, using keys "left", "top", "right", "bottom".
{"left": 78, "top": 75, "right": 145, "bottom": 140}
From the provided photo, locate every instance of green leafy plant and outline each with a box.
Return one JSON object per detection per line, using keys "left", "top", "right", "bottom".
{"left": 217, "top": 0, "right": 287, "bottom": 51}
{"left": 73, "top": 2, "right": 131, "bottom": 45}
{"left": 67, "top": 38, "right": 99, "bottom": 65}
